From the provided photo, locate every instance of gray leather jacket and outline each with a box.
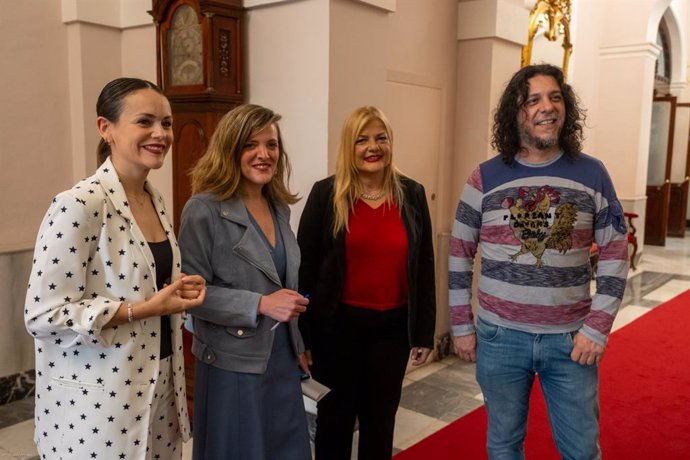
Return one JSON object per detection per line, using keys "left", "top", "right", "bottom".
{"left": 178, "top": 193, "right": 305, "bottom": 374}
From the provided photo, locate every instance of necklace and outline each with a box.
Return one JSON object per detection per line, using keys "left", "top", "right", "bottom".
{"left": 360, "top": 190, "right": 385, "bottom": 201}
{"left": 130, "top": 191, "right": 149, "bottom": 206}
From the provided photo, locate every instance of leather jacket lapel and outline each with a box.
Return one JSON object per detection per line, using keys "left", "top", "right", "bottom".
{"left": 221, "top": 197, "right": 282, "bottom": 286}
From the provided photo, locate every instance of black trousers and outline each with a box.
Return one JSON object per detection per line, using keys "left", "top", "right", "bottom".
{"left": 312, "top": 304, "right": 410, "bottom": 460}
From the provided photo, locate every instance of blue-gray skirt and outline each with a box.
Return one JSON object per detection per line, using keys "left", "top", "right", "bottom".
{"left": 192, "top": 323, "right": 311, "bottom": 460}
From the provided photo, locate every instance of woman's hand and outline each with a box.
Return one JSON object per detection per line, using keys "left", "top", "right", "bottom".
{"left": 410, "top": 347, "right": 432, "bottom": 366}
{"left": 303, "top": 349, "right": 313, "bottom": 366}
{"left": 258, "top": 289, "right": 308, "bottom": 323}
{"left": 298, "top": 352, "right": 311, "bottom": 376}
{"left": 147, "top": 274, "right": 206, "bottom": 316}
{"left": 172, "top": 274, "right": 207, "bottom": 301}
{"left": 104, "top": 274, "right": 206, "bottom": 328}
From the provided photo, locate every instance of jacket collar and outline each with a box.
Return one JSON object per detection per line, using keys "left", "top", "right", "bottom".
{"left": 95, "top": 157, "right": 149, "bottom": 223}
{"left": 94, "top": 157, "right": 180, "bottom": 281}
{"left": 221, "top": 196, "right": 281, "bottom": 285}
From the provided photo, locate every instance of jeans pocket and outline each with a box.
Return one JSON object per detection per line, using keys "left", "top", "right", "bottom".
{"left": 566, "top": 330, "right": 578, "bottom": 346}
{"left": 476, "top": 318, "right": 501, "bottom": 342}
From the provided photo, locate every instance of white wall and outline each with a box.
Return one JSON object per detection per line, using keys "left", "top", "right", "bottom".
{"left": 245, "top": 0, "right": 331, "bottom": 226}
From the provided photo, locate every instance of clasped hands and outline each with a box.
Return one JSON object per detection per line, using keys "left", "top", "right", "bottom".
{"left": 106, "top": 274, "right": 206, "bottom": 328}
{"left": 153, "top": 273, "right": 207, "bottom": 315}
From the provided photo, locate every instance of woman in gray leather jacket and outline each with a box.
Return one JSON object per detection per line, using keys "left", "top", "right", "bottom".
{"left": 178, "top": 104, "right": 311, "bottom": 460}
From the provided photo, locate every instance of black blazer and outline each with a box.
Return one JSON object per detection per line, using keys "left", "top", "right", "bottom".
{"left": 297, "top": 175, "right": 436, "bottom": 351}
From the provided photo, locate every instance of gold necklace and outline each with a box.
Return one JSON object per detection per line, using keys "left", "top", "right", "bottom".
{"left": 360, "top": 190, "right": 385, "bottom": 201}
{"left": 130, "top": 191, "right": 149, "bottom": 206}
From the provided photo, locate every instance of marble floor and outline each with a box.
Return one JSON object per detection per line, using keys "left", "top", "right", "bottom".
{"left": 1, "top": 234, "right": 689, "bottom": 460}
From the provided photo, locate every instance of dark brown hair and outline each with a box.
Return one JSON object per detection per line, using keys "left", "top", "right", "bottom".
{"left": 96, "top": 78, "right": 164, "bottom": 164}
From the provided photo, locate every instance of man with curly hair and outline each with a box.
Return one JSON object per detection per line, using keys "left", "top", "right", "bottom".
{"left": 449, "top": 64, "right": 629, "bottom": 459}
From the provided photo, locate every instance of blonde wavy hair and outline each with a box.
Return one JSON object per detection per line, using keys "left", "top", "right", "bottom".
{"left": 332, "top": 106, "right": 404, "bottom": 237}
{"left": 190, "top": 104, "right": 298, "bottom": 205}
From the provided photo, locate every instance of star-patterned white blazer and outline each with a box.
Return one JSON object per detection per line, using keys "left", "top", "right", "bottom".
{"left": 24, "top": 157, "right": 191, "bottom": 459}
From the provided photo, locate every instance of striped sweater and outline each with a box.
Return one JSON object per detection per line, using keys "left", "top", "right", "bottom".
{"left": 448, "top": 152, "right": 629, "bottom": 346}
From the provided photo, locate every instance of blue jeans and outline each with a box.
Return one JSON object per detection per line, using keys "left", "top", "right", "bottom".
{"left": 475, "top": 317, "right": 601, "bottom": 460}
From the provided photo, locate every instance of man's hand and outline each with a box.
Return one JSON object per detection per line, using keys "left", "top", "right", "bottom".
{"left": 453, "top": 333, "right": 477, "bottom": 363}
{"left": 570, "top": 332, "right": 605, "bottom": 365}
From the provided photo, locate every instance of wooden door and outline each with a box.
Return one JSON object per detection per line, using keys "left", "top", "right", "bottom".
{"left": 170, "top": 108, "right": 230, "bottom": 230}
{"left": 645, "top": 96, "right": 676, "bottom": 245}
{"left": 667, "top": 103, "right": 690, "bottom": 237}
{"left": 668, "top": 181, "right": 688, "bottom": 236}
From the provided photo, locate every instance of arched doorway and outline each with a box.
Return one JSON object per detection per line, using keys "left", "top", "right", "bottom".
{"left": 645, "top": 8, "right": 690, "bottom": 245}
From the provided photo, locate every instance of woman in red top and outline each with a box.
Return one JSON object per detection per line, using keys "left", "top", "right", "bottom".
{"left": 297, "top": 106, "right": 436, "bottom": 459}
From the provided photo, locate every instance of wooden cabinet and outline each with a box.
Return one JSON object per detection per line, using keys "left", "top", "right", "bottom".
{"left": 150, "top": 0, "right": 245, "bottom": 228}
{"left": 150, "top": 0, "right": 245, "bottom": 415}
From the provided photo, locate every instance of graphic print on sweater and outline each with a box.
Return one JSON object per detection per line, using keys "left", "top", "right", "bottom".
{"left": 501, "top": 185, "right": 577, "bottom": 267}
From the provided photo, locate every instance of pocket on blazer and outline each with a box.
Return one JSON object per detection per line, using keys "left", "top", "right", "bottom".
{"left": 53, "top": 377, "right": 105, "bottom": 392}
{"left": 225, "top": 327, "right": 257, "bottom": 338}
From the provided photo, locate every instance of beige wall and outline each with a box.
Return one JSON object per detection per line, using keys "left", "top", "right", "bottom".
{"left": 384, "top": 0, "right": 459, "bottom": 341}
{"left": 385, "top": 0, "right": 458, "bottom": 232}
{"left": 121, "top": 25, "right": 173, "bottom": 208}
{"left": 0, "top": 1, "right": 73, "bottom": 253}
{"left": 328, "top": 0, "right": 389, "bottom": 171}
{"left": 0, "top": 0, "right": 159, "bottom": 379}
{"left": 0, "top": 1, "right": 160, "bottom": 254}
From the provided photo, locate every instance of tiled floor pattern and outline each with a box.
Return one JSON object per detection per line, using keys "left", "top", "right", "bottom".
{"left": 1, "top": 235, "right": 689, "bottom": 459}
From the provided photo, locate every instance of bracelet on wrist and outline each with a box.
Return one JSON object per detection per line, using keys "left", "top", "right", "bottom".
{"left": 127, "top": 303, "right": 135, "bottom": 323}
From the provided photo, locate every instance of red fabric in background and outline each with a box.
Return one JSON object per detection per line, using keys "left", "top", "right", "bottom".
{"left": 396, "top": 289, "right": 690, "bottom": 459}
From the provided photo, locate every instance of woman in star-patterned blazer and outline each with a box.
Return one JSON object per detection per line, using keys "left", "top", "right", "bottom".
{"left": 24, "top": 78, "right": 206, "bottom": 460}
{"left": 179, "top": 104, "right": 311, "bottom": 460}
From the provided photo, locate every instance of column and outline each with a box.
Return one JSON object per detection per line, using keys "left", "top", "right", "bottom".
{"left": 594, "top": 0, "right": 670, "bottom": 247}
{"left": 453, "top": 0, "right": 528, "bottom": 190}
{"left": 245, "top": 0, "right": 394, "bottom": 225}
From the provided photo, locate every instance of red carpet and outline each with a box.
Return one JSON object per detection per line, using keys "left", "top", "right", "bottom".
{"left": 396, "top": 289, "right": 690, "bottom": 459}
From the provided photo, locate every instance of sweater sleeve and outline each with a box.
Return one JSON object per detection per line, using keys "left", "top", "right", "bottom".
{"left": 448, "top": 166, "right": 483, "bottom": 337}
{"left": 582, "top": 166, "right": 629, "bottom": 345}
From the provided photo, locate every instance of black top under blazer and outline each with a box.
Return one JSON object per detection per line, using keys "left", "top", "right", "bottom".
{"left": 297, "top": 175, "right": 436, "bottom": 351}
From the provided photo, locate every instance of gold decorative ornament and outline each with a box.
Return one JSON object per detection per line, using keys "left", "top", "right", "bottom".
{"left": 521, "top": 0, "right": 572, "bottom": 78}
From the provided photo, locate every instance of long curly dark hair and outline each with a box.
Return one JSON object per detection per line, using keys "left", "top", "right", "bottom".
{"left": 491, "top": 64, "right": 585, "bottom": 164}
